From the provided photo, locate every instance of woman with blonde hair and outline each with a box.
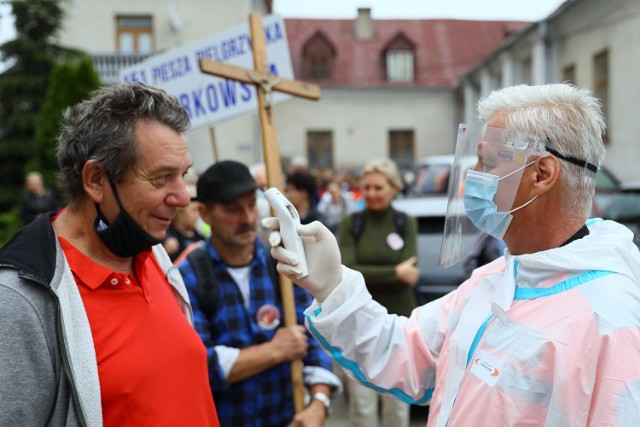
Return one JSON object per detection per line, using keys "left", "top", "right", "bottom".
{"left": 338, "top": 158, "right": 419, "bottom": 427}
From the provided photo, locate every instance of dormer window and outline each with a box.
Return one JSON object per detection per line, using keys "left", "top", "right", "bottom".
{"left": 384, "top": 33, "right": 415, "bottom": 82}
{"left": 309, "top": 55, "right": 330, "bottom": 80}
{"left": 302, "top": 32, "right": 336, "bottom": 80}
{"left": 386, "top": 50, "right": 414, "bottom": 81}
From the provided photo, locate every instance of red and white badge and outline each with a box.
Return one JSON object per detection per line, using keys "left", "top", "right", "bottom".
{"left": 256, "top": 304, "right": 281, "bottom": 331}
{"left": 470, "top": 348, "right": 504, "bottom": 386}
{"left": 386, "top": 232, "right": 404, "bottom": 251}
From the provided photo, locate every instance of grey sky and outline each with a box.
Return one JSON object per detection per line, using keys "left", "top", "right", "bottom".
{"left": 0, "top": 3, "right": 14, "bottom": 43}
{"left": 0, "top": 1, "right": 568, "bottom": 45}
{"left": 273, "top": 0, "right": 567, "bottom": 21}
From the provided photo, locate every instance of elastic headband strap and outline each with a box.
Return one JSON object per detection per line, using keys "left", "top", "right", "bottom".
{"left": 544, "top": 141, "right": 598, "bottom": 173}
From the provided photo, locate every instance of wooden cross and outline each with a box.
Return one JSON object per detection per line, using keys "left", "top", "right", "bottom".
{"left": 199, "top": 13, "right": 321, "bottom": 414}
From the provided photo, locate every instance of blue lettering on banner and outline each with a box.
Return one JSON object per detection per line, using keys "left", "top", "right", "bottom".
{"left": 196, "top": 26, "right": 284, "bottom": 61}
{"left": 195, "top": 44, "right": 221, "bottom": 62}
{"left": 191, "top": 88, "right": 207, "bottom": 117}
{"left": 122, "top": 69, "right": 148, "bottom": 84}
{"left": 151, "top": 55, "right": 193, "bottom": 84}
{"left": 177, "top": 81, "right": 255, "bottom": 119}
{"left": 218, "top": 34, "right": 251, "bottom": 62}
{"left": 264, "top": 21, "right": 283, "bottom": 44}
{"left": 207, "top": 84, "right": 219, "bottom": 112}
{"left": 240, "top": 83, "right": 251, "bottom": 101}
{"left": 179, "top": 93, "right": 192, "bottom": 117}
{"left": 220, "top": 80, "right": 237, "bottom": 107}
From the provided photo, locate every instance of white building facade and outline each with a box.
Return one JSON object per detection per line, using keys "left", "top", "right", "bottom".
{"left": 57, "top": 2, "right": 521, "bottom": 176}
{"left": 460, "top": 0, "right": 640, "bottom": 181}
{"left": 57, "top": 0, "right": 640, "bottom": 181}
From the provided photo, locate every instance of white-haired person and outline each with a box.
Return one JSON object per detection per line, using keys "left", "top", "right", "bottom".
{"left": 266, "top": 83, "right": 640, "bottom": 425}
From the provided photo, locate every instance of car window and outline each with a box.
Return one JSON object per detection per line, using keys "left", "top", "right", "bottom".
{"left": 599, "top": 189, "right": 640, "bottom": 248}
{"left": 412, "top": 164, "right": 450, "bottom": 196}
{"left": 601, "top": 191, "right": 640, "bottom": 221}
{"left": 595, "top": 166, "right": 620, "bottom": 192}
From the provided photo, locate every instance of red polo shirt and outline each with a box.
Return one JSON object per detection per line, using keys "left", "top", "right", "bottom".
{"left": 59, "top": 237, "right": 219, "bottom": 426}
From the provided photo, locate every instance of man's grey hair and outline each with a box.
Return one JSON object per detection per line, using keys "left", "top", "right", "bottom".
{"left": 477, "top": 83, "right": 606, "bottom": 217}
{"left": 56, "top": 82, "right": 190, "bottom": 204}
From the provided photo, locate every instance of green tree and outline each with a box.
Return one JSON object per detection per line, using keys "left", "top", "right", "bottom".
{"left": 0, "top": 0, "right": 71, "bottom": 212}
{"left": 29, "top": 56, "right": 101, "bottom": 193}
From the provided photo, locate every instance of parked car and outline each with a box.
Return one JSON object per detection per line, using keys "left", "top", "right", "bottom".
{"left": 393, "top": 155, "right": 469, "bottom": 305}
{"left": 599, "top": 182, "right": 640, "bottom": 248}
{"left": 393, "top": 156, "right": 625, "bottom": 305}
{"left": 591, "top": 165, "right": 621, "bottom": 217}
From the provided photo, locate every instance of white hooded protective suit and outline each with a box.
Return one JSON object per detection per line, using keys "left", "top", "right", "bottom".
{"left": 305, "top": 219, "right": 640, "bottom": 426}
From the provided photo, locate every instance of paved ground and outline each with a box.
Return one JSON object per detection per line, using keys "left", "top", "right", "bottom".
{"left": 326, "top": 392, "right": 430, "bottom": 427}
{"left": 326, "top": 364, "right": 430, "bottom": 427}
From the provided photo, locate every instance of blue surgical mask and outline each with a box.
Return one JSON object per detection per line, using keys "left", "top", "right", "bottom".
{"left": 463, "top": 164, "right": 537, "bottom": 239}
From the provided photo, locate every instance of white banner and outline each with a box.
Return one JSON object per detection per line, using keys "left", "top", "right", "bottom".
{"left": 119, "top": 15, "right": 293, "bottom": 129}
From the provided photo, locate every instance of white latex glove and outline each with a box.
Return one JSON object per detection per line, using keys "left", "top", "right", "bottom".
{"left": 262, "top": 218, "right": 342, "bottom": 302}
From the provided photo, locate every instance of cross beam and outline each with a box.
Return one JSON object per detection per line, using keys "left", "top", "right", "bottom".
{"left": 199, "top": 60, "right": 321, "bottom": 100}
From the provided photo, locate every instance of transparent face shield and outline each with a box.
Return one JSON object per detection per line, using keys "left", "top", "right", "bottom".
{"left": 439, "top": 124, "right": 530, "bottom": 268}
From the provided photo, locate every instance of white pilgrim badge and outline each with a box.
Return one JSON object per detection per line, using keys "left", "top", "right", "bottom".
{"left": 386, "top": 232, "right": 404, "bottom": 251}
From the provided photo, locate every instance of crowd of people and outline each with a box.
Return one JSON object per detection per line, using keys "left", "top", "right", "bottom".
{"left": 2, "top": 81, "right": 639, "bottom": 427}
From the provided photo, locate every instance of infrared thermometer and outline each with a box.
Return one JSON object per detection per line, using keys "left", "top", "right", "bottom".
{"left": 264, "top": 187, "right": 309, "bottom": 279}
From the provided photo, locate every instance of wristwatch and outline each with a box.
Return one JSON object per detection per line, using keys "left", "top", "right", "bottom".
{"left": 311, "top": 391, "right": 332, "bottom": 416}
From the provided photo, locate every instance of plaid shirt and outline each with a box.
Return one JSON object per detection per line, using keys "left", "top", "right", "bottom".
{"left": 179, "top": 239, "right": 332, "bottom": 427}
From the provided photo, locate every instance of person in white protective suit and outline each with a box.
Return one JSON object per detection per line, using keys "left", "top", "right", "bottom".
{"left": 264, "top": 83, "right": 640, "bottom": 426}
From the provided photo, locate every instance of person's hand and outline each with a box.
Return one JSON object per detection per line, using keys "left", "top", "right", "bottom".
{"left": 268, "top": 325, "right": 309, "bottom": 363}
{"left": 288, "top": 399, "right": 326, "bottom": 427}
{"left": 396, "top": 256, "right": 420, "bottom": 287}
{"left": 263, "top": 218, "right": 342, "bottom": 302}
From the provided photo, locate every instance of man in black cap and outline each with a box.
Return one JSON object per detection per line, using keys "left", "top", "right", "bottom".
{"left": 178, "top": 160, "right": 341, "bottom": 426}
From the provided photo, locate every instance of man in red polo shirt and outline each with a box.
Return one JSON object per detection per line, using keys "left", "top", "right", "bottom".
{"left": 0, "top": 83, "right": 219, "bottom": 426}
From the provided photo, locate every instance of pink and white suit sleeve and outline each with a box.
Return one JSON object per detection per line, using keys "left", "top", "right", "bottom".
{"left": 304, "top": 219, "right": 640, "bottom": 426}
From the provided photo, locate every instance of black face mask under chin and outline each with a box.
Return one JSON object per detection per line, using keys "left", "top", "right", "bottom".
{"left": 94, "top": 180, "right": 162, "bottom": 258}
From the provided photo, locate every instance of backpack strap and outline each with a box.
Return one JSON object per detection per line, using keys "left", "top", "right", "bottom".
{"left": 393, "top": 209, "right": 407, "bottom": 239}
{"left": 187, "top": 242, "right": 282, "bottom": 320}
{"left": 350, "top": 211, "right": 366, "bottom": 242}
{"left": 186, "top": 246, "right": 220, "bottom": 320}
{"left": 350, "top": 209, "right": 407, "bottom": 242}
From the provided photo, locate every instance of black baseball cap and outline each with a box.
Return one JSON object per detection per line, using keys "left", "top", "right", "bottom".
{"left": 196, "top": 160, "right": 258, "bottom": 204}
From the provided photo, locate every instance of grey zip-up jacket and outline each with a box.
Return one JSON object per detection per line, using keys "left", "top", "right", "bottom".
{"left": 0, "top": 213, "right": 193, "bottom": 427}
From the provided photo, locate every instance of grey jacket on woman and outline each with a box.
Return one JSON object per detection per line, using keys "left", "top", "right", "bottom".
{"left": 0, "top": 213, "right": 193, "bottom": 427}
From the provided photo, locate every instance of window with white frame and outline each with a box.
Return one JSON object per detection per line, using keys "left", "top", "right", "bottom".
{"left": 386, "top": 50, "right": 414, "bottom": 82}
{"left": 116, "top": 15, "right": 153, "bottom": 54}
